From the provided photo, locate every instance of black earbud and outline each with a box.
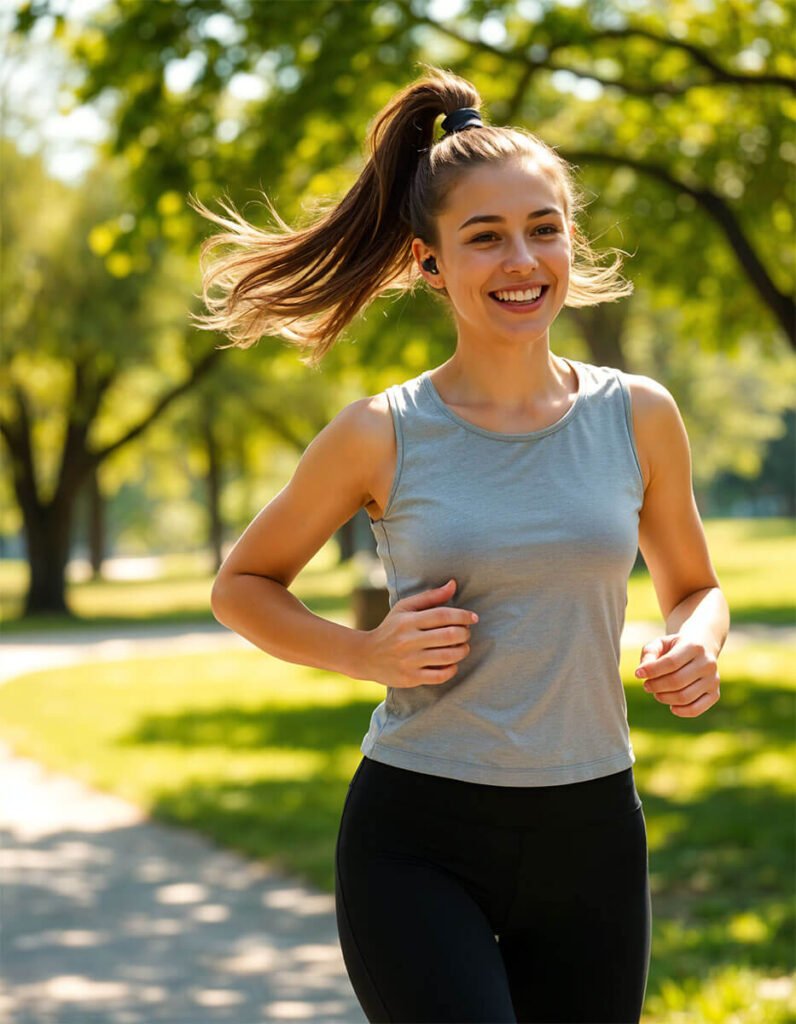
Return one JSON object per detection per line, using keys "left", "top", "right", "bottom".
{"left": 422, "top": 256, "right": 439, "bottom": 275}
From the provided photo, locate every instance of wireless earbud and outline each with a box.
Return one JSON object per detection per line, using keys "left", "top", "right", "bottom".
{"left": 422, "top": 256, "right": 439, "bottom": 275}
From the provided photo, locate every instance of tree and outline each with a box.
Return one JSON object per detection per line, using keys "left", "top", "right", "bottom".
{"left": 0, "top": 140, "right": 220, "bottom": 614}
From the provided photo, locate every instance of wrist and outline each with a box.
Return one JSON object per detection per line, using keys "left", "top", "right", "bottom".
{"left": 341, "top": 627, "right": 374, "bottom": 682}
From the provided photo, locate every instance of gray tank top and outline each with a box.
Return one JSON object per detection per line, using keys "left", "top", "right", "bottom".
{"left": 361, "top": 357, "right": 644, "bottom": 787}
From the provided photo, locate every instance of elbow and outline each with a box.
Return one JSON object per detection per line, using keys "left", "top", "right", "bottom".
{"left": 210, "top": 574, "right": 234, "bottom": 625}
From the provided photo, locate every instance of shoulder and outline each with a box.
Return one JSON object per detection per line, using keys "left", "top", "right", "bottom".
{"left": 330, "top": 392, "right": 396, "bottom": 516}
{"left": 327, "top": 388, "right": 395, "bottom": 468}
{"left": 620, "top": 372, "right": 687, "bottom": 493}
{"left": 621, "top": 371, "right": 677, "bottom": 417}
{"left": 334, "top": 391, "right": 394, "bottom": 449}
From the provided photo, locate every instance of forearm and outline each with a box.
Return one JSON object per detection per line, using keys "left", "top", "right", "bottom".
{"left": 211, "top": 573, "right": 372, "bottom": 681}
{"left": 665, "top": 586, "right": 730, "bottom": 658}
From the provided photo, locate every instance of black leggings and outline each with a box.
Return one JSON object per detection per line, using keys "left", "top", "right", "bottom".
{"left": 335, "top": 755, "right": 651, "bottom": 1024}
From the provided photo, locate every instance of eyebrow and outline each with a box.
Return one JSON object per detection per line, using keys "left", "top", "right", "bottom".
{"left": 458, "top": 208, "right": 563, "bottom": 231}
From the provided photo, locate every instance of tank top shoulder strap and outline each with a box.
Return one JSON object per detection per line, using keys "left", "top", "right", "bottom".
{"left": 384, "top": 372, "right": 451, "bottom": 440}
{"left": 586, "top": 362, "right": 644, "bottom": 496}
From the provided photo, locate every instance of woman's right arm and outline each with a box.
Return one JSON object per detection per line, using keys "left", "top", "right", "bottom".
{"left": 209, "top": 397, "right": 382, "bottom": 681}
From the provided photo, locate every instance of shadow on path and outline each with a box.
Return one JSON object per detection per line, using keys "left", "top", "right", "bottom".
{"left": 0, "top": 742, "right": 365, "bottom": 1024}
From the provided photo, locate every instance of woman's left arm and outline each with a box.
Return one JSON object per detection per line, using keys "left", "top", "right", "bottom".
{"left": 629, "top": 376, "right": 731, "bottom": 718}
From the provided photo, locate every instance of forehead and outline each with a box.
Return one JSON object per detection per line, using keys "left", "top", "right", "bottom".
{"left": 441, "top": 159, "right": 561, "bottom": 223}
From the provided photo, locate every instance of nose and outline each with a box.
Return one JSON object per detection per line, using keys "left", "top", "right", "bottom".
{"left": 502, "top": 236, "right": 539, "bottom": 274}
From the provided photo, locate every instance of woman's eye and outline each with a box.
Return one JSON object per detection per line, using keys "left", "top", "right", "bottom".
{"left": 470, "top": 226, "right": 558, "bottom": 243}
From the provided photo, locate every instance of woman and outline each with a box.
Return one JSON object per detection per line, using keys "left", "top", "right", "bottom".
{"left": 191, "top": 65, "right": 729, "bottom": 1024}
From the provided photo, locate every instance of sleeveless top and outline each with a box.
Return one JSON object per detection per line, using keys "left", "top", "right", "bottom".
{"left": 360, "top": 357, "right": 645, "bottom": 787}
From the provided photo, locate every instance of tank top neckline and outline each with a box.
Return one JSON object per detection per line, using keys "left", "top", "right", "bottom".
{"left": 419, "top": 357, "right": 586, "bottom": 442}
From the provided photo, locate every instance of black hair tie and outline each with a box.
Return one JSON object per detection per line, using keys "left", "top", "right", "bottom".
{"left": 441, "top": 107, "right": 483, "bottom": 136}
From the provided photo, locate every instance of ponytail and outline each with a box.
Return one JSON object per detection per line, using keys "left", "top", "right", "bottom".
{"left": 189, "top": 63, "right": 632, "bottom": 368}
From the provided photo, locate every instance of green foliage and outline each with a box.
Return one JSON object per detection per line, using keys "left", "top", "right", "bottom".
{"left": 4, "top": 0, "right": 794, "bottom": 604}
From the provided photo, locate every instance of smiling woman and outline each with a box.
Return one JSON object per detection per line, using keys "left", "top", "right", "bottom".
{"left": 186, "top": 63, "right": 731, "bottom": 1024}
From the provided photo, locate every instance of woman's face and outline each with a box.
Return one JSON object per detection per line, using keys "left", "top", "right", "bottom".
{"left": 413, "top": 158, "right": 573, "bottom": 348}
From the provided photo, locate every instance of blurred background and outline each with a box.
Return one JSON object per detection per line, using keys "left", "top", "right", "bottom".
{"left": 1, "top": 1, "right": 794, "bottom": 1022}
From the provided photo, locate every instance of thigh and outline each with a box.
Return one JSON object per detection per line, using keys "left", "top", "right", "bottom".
{"left": 335, "top": 759, "right": 518, "bottom": 1023}
{"left": 498, "top": 805, "right": 652, "bottom": 1024}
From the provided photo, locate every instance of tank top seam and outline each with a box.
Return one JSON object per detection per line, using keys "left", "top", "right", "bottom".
{"left": 369, "top": 386, "right": 402, "bottom": 601}
{"left": 418, "top": 357, "right": 586, "bottom": 442}
{"left": 372, "top": 385, "right": 407, "bottom": 524}
{"left": 377, "top": 520, "right": 400, "bottom": 602}
{"left": 615, "top": 368, "right": 645, "bottom": 500}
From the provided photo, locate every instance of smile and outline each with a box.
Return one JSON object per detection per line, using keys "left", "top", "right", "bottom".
{"left": 488, "top": 285, "right": 549, "bottom": 312}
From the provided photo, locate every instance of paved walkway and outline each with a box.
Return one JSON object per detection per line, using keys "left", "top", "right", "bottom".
{"left": 0, "top": 623, "right": 370, "bottom": 1024}
{"left": 0, "top": 738, "right": 366, "bottom": 1024}
{"left": 1, "top": 618, "right": 793, "bottom": 1023}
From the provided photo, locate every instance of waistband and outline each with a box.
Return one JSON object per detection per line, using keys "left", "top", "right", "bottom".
{"left": 355, "top": 755, "right": 642, "bottom": 829}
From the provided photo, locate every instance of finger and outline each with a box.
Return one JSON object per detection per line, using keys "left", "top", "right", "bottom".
{"left": 422, "top": 642, "right": 470, "bottom": 668}
{"left": 636, "top": 634, "right": 681, "bottom": 680}
{"left": 401, "top": 579, "right": 457, "bottom": 611}
{"left": 418, "top": 607, "right": 478, "bottom": 629}
{"left": 669, "top": 691, "right": 719, "bottom": 717}
{"left": 636, "top": 644, "right": 664, "bottom": 679}
{"left": 650, "top": 677, "right": 705, "bottom": 704}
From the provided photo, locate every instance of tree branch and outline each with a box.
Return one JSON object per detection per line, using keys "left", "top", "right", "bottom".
{"left": 562, "top": 148, "right": 795, "bottom": 343}
{"left": 407, "top": 12, "right": 795, "bottom": 96}
{"left": 90, "top": 345, "right": 223, "bottom": 464}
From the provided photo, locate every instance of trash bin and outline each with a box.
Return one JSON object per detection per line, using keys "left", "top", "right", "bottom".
{"left": 351, "top": 551, "right": 390, "bottom": 632}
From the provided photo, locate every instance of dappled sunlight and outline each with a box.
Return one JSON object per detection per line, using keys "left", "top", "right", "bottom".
{"left": 728, "top": 911, "right": 769, "bottom": 944}
{"left": 642, "top": 964, "right": 795, "bottom": 1023}
{"left": 0, "top": 744, "right": 364, "bottom": 1022}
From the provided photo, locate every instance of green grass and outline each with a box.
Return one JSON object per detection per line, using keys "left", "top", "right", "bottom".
{"left": 0, "top": 641, "right": 792, "bottom": 1023}
{"left": 1, "top": 517, "right": 794, "bottom": 630}
{"left": 0, "top": 546, "right": 358, "bottom": 633}
{"left": 625, "top": 516, "right": 794, "bottom": 626}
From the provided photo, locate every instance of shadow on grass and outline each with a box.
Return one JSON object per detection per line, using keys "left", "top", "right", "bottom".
{"left": 116, "top": 680, "right": 795, "bottom": 986}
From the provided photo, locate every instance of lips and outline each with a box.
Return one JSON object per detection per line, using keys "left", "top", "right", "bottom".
{"left": 488, "top": 285, "right": 550, "bottom": 311}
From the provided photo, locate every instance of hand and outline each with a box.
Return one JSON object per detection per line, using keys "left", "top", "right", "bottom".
{"left": 363, "top": 578, "right": 477, "bottom": 689}
{"left": 635, "top": 633, "right": 721, "bottom": 718}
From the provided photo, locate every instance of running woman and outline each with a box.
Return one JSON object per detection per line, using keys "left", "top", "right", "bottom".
{"left": 191, "top": 63, "right": 729, "bottom": 1024}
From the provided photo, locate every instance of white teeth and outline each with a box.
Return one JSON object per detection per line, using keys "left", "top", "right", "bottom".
{"left": 493, "top": 286, "right": 543, "bottom": 302}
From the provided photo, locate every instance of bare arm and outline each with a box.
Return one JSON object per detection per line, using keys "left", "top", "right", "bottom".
{"left": 212, "top": 573, "right": 372, "bottom": 679}
{"left": 210, "top": 397, "right": 385, "bottom": 682}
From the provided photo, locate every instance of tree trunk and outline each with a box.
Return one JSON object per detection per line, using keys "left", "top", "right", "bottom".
{"left": 23, "top": 499, "right": 73, "bottom": 616}
{"left": 86, "top": 466, "right": 105, "bottom": 578}
{"left": 566, "top": 304, "right": 629, "bottom": 369}
{"left": 202, "top": 403, "right": 224, "bottom": 573}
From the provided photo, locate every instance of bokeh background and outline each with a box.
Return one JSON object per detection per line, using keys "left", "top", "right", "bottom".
{"left": 1, "top": 1, "right": 794, "bottom": 1022}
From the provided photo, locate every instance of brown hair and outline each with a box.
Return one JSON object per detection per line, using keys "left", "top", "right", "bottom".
{"left": 188, "top": 63, "right": 633, "bottom": 368}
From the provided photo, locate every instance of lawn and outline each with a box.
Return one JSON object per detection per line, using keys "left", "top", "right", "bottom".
{"left": 0, "top": 640, "right": 792, "bottom": 1023}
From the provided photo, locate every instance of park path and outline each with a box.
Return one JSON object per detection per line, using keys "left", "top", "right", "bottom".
{"left": 1, "top": 617, "right": 793, "bottom": 1023}
{"left": 0, "top": 622, "right": 369, "bottom": 1024}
